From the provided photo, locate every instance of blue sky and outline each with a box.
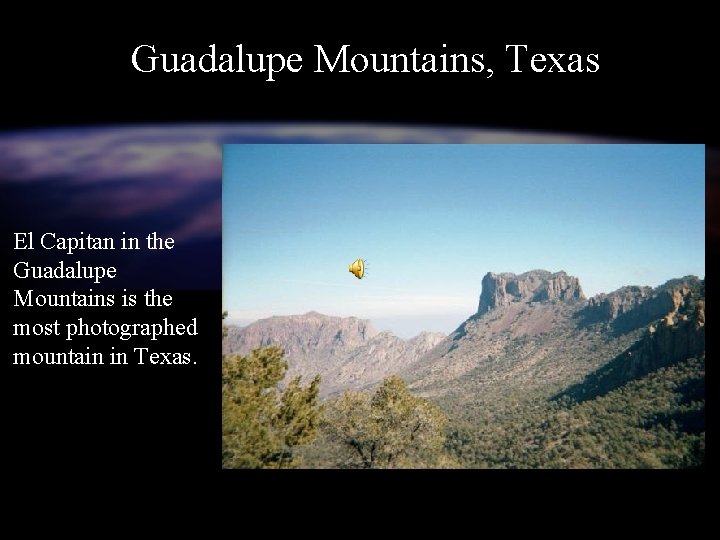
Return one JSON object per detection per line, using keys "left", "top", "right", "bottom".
{"left": 223, "top": 144, "right": 704, "bottom": 337}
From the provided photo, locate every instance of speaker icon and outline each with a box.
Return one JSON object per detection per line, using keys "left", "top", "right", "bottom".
{"left": 348, "top": 259, "right": 366, "bottom": 279}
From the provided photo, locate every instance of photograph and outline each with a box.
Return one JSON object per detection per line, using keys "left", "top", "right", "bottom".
{"left": 222, "top": 144, "right": 705, "bottom": 469}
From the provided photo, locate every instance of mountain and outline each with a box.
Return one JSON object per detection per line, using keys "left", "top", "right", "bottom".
{"left": 404, "top": 270, "right": 624, "bottom": 401}
{"left": 404, "top": 271, "right": 704, "bottom": 400}
{"left": 223, "top": 311, "right": 445, "bottom": 396}
{"left": 223, "top": 311, "right": 376, "bottom": 360}
{"left": 225, "top": 269, "right": 705, "bottom": 467}
{"left": 397, "top": 270, "right": 705, "bottom": 468}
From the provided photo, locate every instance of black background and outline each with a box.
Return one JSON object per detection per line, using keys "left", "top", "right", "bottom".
{"left": 2, "top": 13, "right": 710, "bottom": 514}
{"left": 2, "top": 18, "right": 710, "bottom": 143}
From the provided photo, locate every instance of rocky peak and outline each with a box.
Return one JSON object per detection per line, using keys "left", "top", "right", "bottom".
{"left": 477, "top": 269, "right": 584, "bottom": 314}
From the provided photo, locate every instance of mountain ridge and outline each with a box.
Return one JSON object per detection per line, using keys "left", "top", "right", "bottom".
{"left": 224, "top": 311, "right": 445, "bottom": 396}
{"left": 224, "top": 271, "right": 704, "bottom": 404}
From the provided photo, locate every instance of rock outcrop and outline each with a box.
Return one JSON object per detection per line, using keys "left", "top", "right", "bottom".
{"left": 562, "top": 286, "right": 705, "bottom": 401}
{"left": 578, "top": 276, "right": 703, "bottom": 334}
{"left": 625, "top": 306, "right": 705, "bottom": 379}
{"left": 581, "top": 286, "right": 654, "bottom": 323}
{"left": 477, "top": 270, "right": 584, "bottom": 314}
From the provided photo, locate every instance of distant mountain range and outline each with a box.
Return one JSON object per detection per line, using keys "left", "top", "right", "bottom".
{"left": 224, "top": 311, "right": 444, "bottom": 396}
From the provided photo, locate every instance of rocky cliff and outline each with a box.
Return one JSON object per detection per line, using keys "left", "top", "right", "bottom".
{"left": 579, "top": 285, "right": 654, "bottom": 323}
{"left": 625, "top": 300, "right": 705, "bottom": 380}
{"left": 562, "top": 286, "right": 705, "bottom": 401}
{"left": 578, "top": 276, "right": 703, "bottom": 334}
{"left": 477, "top": 270, "right": 584, "bottom": 314}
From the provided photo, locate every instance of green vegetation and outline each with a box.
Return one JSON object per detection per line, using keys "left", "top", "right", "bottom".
{"left": 222, "top": 346, "right": 321, "bottom": 468}
{"left": 223, "top": 346, "right": 704, "bottom": 469}
{"left": 223, "top": 296, "right": 705, "bottom": 469}
{"left": 445, "top": 356, "right": 705, "bottom": 468}
{"left": 319, "top": 376, "right": 452, "bottom": 468}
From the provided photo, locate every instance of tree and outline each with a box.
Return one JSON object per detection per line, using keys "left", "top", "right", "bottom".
{"left": 222, "top": 345, "right": 321, "bottom": 468}
{"left": 322, "top": 376, "right": 450, "bottom": 468}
